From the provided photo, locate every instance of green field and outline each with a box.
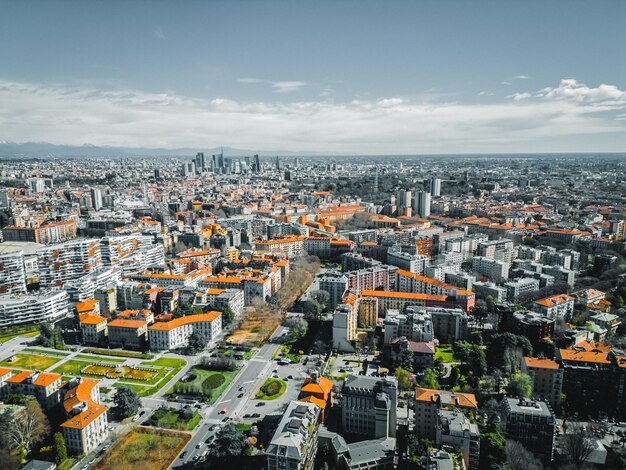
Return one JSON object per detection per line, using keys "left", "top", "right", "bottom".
{"left": 52, "top": 359, "right": 94, "bottom": 375}
{"left": 0, "top": 325, "right": 40, "bottom": 343}
{"left": 24, "top": 348, "right": 71, "bottom": 357}
{"left": 256, "top": 378, "right": 287, "bottom": 400}
{"left": 147, "top": 407, "right": 202, "bottom": 431}
{"left": 172, "top": 367, "right": 237, "bottom": 403}
{"left": 1, "top": 353, "right": 61, "bottom": 370}
{"left": 434, "top": 344, "right": 456, "bottom": 363}
{"left": 83, "top": 348, "right": 153, "bottom": 359}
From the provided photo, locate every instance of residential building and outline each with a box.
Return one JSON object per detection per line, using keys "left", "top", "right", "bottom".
{"left": 0, "top": 290, "right": 70, "bottom": 327}
{"left": 79, "top": 314, "right": 108, "bottom": 345}
{"left": 0, "top": 249, "right": 27, "bottom": 294}
{"left": 265, "top": 400, "right": 320, "bottom": 470}
{"left": 472, "top": 256, "right": 510, "bottom": 283}
{"left": 590, "top": 313, "right": 621, "bottom": 336}
{"left": 359, "top": 289, "right": 475, "bottom": 314}
{"left": 107, "top": 318, "right": 148, "bottom": 349}
{"left": 358, "top": 295, "right": 379, "bottom": 328}
{"left": 4, "top": 370, "right": 63, "bottom": 409}
{"left": 521, "top": 357, "right": 563, "bottom": 409}
{"left": 332, "top": 303, "right": 357, "bottom": 353}
{"left": 414, "top": 388, "right": 477, "bottom": 439}
{"left": 532, "top": 294, "right": 575, "bottom": 319}
{"left": 501, "top": 397, "right": 556, "bottom": 461}
{"left": 148, "top": 311, "right": 222, "bottom": 350}
{"left": 319, "top": 271, "right": 350, "bottom": 310}
{"left": 341, "top": 375, "right": 398, "bottom": 438}
{"left": 384, "top": 309, "right": 434, "bottom": 344}
{"left": 61, "top": 378, "right": 108, "bottom": 454}
{"left": 504, "top": 278, "right": 540, "bottom": 302}
{"left": 436, "top": 409, "right": 480, "bottom": 470}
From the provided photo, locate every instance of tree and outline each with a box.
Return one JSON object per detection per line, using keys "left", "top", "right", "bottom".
{"left": 395, "top": 349, "right": 415, "bottom": 372}
{"left": 113, "top": 386, "right": 141, "bottom": 418}
{"left": 507, "top": 372, "right": 533, "bottom": 398}
{"left": 220, "top": 306, "right": 236, "bottom": 327}
{"left": 479, "top": 432, "right": 506, "bottom": 469}
{"left": 310, "top": 290, "right": 330, "bottom": 312}
{"left": 420, "top": 368, "right": 440, "bottom": 390}
{"left": 505, "top": 440, "right": 543, "bottom": 470}
{"left": 53, "top": 432, "right": 68, "bottom": 465}
{"left": 562, "top": 425, "right": 594, "bottom": 470}
{"left": 39, "top": 322, "right": 55, "bottom": 347}
{"left": 186, "top": 330, "right": 205, "bottom": 354}
{"left": 207, "top": 423, "right": 246, "bottom": 458}
{"left": 395, "top": 367, "right": 414, "bottom": 391}
{"left": 487, "top": 333, "right": 532, "bottom": 371}
{"left": 448, "top": 366, "right": 460, "bottom": 388}
{"left": 7, "top": 401, "right": 50, "bottom": 454}
{"left": 0, "top": 450, "right": 18, "bottom": 470}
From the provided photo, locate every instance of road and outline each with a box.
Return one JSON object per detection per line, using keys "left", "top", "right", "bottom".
{"left": 172, "top": 324, "right": 289, "bottom": 467}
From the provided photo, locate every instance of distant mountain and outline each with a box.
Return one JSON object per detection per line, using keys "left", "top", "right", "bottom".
{"left": 0, "top": 141, "right": 331, "bottom": 158}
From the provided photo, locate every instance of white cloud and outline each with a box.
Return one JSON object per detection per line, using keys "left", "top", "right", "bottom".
{"left": 537, "top": 78, "right": 626, "bottom": 104}
{"left": 509, "top": 92, "right": 531, "bottom": 101}
{"left": 514, "top": 75, "right": 529, "bottom": 80}
{"left": 478, "top": 91, "right": 494, "bottom": 97}
{"left": 237, "top": 78, "right": 307, "bottom": 93}
{"left": 0, "top": 79, "right": 625, "bottom": 153}
{"left": 500, "top": 81, "right": 512, "bottom": 85}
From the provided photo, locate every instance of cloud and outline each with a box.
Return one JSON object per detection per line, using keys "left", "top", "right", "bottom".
{"left": 0, "top": 79, "right": 625, "bottom": 153}
{"left": 237, "top": 78, "right": 307, "bottom": 93}
{"left": 271, "top": 81, "right": 307, "bottom": 93}
{"left": 508, "top": 92, "right": 531, "bottom": 101}
{"left": 537, "top": 78, "right": 626, "bottom": 104}
{"left": 500, "top": 81, "right": 512, "bottom": 86}
{"left": 152, "top": 26, "right": 165, "bottom": 40}
{"left": 513, "top": 75, "right": 529, "bottom": 80}
{"left": 478, "top": 91, "right": 494, "bottom": 97}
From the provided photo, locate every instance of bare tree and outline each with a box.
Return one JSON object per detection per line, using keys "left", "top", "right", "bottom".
{"left": 8, "top": 401, "right": 50, "bottom": 454}
{"left": 505, "top": 440, "right": 543, "bottom": 470}
{"left": 503, "top": 346, "right": 523, "bottom": 376}
{"left": 562, "top": 425, "right": 594, "bottom": 470}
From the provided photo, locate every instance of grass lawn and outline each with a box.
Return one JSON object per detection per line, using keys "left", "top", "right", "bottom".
{"left": 0, "top": 324, "right": 40, "bottom": 343}
{"left": 148, "top": 407, "right": 202, "bottom": 431}
{"left": 94, "top": 427, "right": 190, "bottom": 470}
{"left": 113, "top": 383, "right": 154, "bottom": 397}
{"left": 0, "top": 353, "right": 61, "bottom": 370}
{"left": 172, "top": 367, "right": 237, "bottom": 404}
{"left": 24, "top": 348, "right": 71, "bottom": 356}
{"left": 256, "top": 378, "right": 287, "bottom": 400}
{"left": 75, "top": 353, "right": 125, "bottom": 363}
{"left": 235, "top": 423, "right": 252, "bottom": 432}
{"left": 435, "top": 344, "right": 456, "bottom": 363}
{"left": 83, "top": 348, "right": 153, "bottom": 359}
{"left": 52, "top": 359, "right": 94, "bottom": 375}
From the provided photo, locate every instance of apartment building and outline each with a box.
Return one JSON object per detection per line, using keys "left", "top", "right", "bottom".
{"left": 107, "top": 318, "right": 149, "bottom": 349}
{"left": 501, "top": 398, "right": 556, "bottom": 461}
{"left": 37, "top": 239, "right": 102, "bottom": 288}
{"left": 79, "top": 313, "right": 108, "bottom": 345}
{"left": 255, "top": 236, "right": 305, "bottom": 257}
{"left": 359, "top": 289, "right": 475, "bottom": 314}
{"left": 384, "top": 309, "right": 434, "bottom": 344}
{"left": 319, "top": 272, "right": 350, "bottom": 310}
{"left": 0, "top": 290, "right": 70, "bottom": 327}
{"left": 332, "top": 303, "right": 358, "bottom": 353}
{"left": 61, "top": 378, "right": 108, "bottom": 455}
{"left": 1, "top": 220, "right": 77, "bottom": 244}
{"left": 4, "top": 370, "right": 63, "bottom": 409}
{"left": 387, "top": 248, "right": 429, "bottom": 274}
{"left": 341, "top": 375, "right": 398, "bottom": 439}
{"left": 417, "top": 306, "right": 469, "bottom": 343}
{"left": 521, "top": 357, "right": 563, "bottom": 409}
{"left": 413, "top": 388, "right": 477, "bottom": 439}
{"left": 148, "top": 311, "right": 222, "bottom": 350}
{"left": 358, "top": 295, "right": 379, "bottom": 328}
{"left": 504, "top": 277, "right": 540, "bottom": 302}
{"left": 0, "top": 249, "right": 28, "bottom": 294}
{"left": 195, "top": 288, "right": 245, "bottom": 318}
{"left": 436, "top": 409, "right": 480, "bottom": 470}
{"left": 533, "top": 294, "right": 575, "bottom": 319}
{"left": 472, "top": 256, "right": 510, "bottom": 283}
{"left": 265, "top": 401, "right": 321, "bottom": 470}
{"left": 397, "top": 270, "right": 462, "bottom": 297}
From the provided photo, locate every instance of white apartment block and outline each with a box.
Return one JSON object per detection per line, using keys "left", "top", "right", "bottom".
{"left": 148, "top": 311, "right": 222, "bottom": 350}
{"left": 37, "top": 239, "right": 102, "bottom": 288}
{"left": 0, "top": 289, "right": 70, "bottom": 327}
{"left": 0, "top": 249, "right": 27, "bottom": 294}
{"left": 472, "top": 256, "right": 510, "bottom": 283}
{"left": 533, "top": 294, "right": 575, "bottom": 319}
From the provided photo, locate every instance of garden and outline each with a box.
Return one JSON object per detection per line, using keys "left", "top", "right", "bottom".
{"left": 1, "top": 352, "right": 61, "bottom": 370}
{"left": 172, "top": 366, "right": 237, "bottom": 403}
{"left": 255, "top": 378, "right": 287, "bottom": 400}
{"left": 81, "top": 363, "right": 158, "bottom": 381}
{"left": 146, "top": 406, "right": 202, "bottom": 431}
{"left": 94, "top": 427, "right": 190, "bottom": 470}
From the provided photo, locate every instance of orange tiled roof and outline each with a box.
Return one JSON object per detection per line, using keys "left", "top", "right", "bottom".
{"left": 301, "top": 376, "right": 333, "bottom": 398}
{"left": 149, "top": 311, "right": 221, "bottom": 331}
{"left": 0, "top": 367, "right": 12, "bottom": 377}
{"left": 107, "top": 319, "right": 147, "bottom": 329}
{"left": 534, "top": 294, "right": 575, "bottom": 307}
{"left": 523, "top": 357, "right": 560, "bottom": 370}
{"left": 299, "top": 395, "right": 327, "bottom": 409}
{"left": 414, "top": 388, "right": 478, "bottom": 409}
{"left": 76, "top": 298, "right": 99, "bottom": 313}
{"left": 79, "top": 313, "right": 107, "bottom": 325}
{"left": 559, "top": 349, "right": 611, "bottom": 364}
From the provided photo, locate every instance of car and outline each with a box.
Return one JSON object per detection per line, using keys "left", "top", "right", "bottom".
{"left": 205, "top": 436, "right": 215, "bottom": 443}
{"left": 139, "top": 410, "right": 146, "bottom": 417}
{"left": 256, "top": 402, "right": 265, "bottom": 406}
{"left": 243, "top": 413, "right": 251, "bottom": 418}
{"left": 132, "top": 415, "right": 139, "bottom": 422}
{"left": 211, "top": 424, "right": 220, "bottom": 431}
{"left": 288, "top": 375, "right": 293, "bottom": 379}
{"left": 180, "top": 451, "right": 187, "bottom": 459}
{"left": 222, "top": 416, "right": 229, "bottom": 422}
{"left": 238, "top": 393, "right": 244, "bottom": 398}
{"left": 273, "top": 369, "right": 278, "bottom": 373}
{"left": 195, "top": 403, "right": 202, "bottom": 409}
{"left": 196, "top": 443, "right": 203, "bottom": 449}
{"left": 89, "top": 459, "right": 96, "bottom": 465}
{"left": 238, "top": 386, "right": 244, "bottom": 391}
{"left": 252, "top": 413, "right": 261, "bottom": 418}
{"left": 193, "top": 455, "right": 200, "bottom": 461}
{"left": 219, "top": 408, "right": 228, "bottom": 414}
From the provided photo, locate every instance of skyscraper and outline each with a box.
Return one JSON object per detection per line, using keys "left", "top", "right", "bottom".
{"left": 396, "top": 190, "right": 412, "bottom": 209}
{"left": 413, "top": 191, "right": 431, "bottom": 218}
{"left": 195, "top": 152, "right": 205, "bottom": 173}
{"left": 90, "top": 187, "right": 103, "bottom": 211}
{"left": 253, "top": 154, "right": 261, "bottom": 172}
{"left": 430, "top": 177, "right": 442, "bottom": 197}
{"left": 275, "top": 156, "right": 282, "bottom": 171}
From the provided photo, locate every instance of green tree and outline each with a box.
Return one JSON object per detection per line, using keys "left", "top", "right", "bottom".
{"left": 395, "top": 367, "right": 414, "bottom": 390}
{"left": 220, "top": 306, "right": 236, "bottom": 327}
{"left": 186, "top": 330, "right": 205, "bottom": 354}
{"left": 420, "top": 368, "right": 440, "bottom": 389}
{"left": 113, "top": 386, "right": 141, "bottom": 418}
{"left": 479, "top": 432, "right": 506, "bottom": 469}
{"left": 53, "top": 432, "right": 67, "bottom": 465}
{"left": 207, "top": 423, "right": 246, "bottom": 458}
{"left": 395, "top": 349, "right": 415, "bottom": 373}
{"left": 507, "top": 372, "right": 533, "bottom": 398}
{"left": 39, "top": 322, "right": 55, "bottom": 347}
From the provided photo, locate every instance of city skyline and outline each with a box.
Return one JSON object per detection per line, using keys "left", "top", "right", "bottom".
{"left": 1, "top": 1, "right": 626, "bottom": 154}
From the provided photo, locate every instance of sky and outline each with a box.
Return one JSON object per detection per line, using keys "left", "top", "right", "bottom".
{"left": 1, "top": 0, "right": 626, "bottom": 154}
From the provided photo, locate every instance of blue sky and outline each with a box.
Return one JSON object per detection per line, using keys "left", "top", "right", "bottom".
{"left": 1, "top": 0, "right": 626, "bottom": 154}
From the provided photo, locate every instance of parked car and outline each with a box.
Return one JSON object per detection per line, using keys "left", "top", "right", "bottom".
{"left": 252, "top": 413, "right": 261, "bottom": 418}
{"left": 196, "top": 443, "right": 203, "bottom": 449}
{"left": 256, "top": 402, "right": 265, "bottom": 406}
{"left": 180, "top": 451, "right": 187, "bottom": 459}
